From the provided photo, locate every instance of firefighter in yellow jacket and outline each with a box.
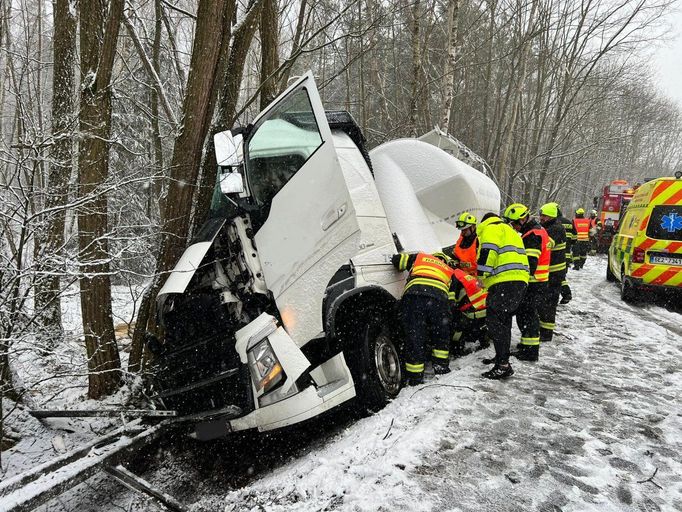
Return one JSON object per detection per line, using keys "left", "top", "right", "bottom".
{"left": 392, "top": 251, "right": 458, "bottom": 385}
{"left": 477, "top": 213, "right": 529, "bottom": 379}
{"left": 503, "top": 203, "right": 550, "bottom": 362}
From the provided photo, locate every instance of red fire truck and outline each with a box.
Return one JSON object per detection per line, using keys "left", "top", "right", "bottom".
{"left": 593, "top": 180, "right": 637, "bottom": 252}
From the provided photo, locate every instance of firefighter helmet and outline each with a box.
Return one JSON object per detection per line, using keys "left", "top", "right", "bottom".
{"left": 539, "top": 203, "right": 559, "bottom": 218}
{"left": 575, "top": 207, "right": 585, "bottom": 216}
{"left": 456, "top": 212, "right": 477, "bottom": 229}
{"left": 433, "top": 251, "right": 457, "bottom": 268}
{"left": 502, "top": 203, "right": 530, "bottom": 222}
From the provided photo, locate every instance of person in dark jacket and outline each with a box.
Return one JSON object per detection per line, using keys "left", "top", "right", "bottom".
{"left": 477, "top": 213, "right": 529, "bottom": 380}
{"left": 503, "top": 203, "right": 550, "bottom": 362}
{"left": 392, "top": 251, "right": 457, "bottom": 385}
{"left": 538, "top": 203, "right": 568, "bottom": 343}
{"left": 572, "top": 208, "right": 591, "bottom": 270}
{"left": 555, "top": 204, "right": 576, "bottom": 304}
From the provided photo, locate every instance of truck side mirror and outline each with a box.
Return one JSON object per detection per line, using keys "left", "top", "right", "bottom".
{"left": 220, "top": 172, "right": 245, "bottom": 195}
{"left": 214, "top": 131, "right": 243, "bottom": 167}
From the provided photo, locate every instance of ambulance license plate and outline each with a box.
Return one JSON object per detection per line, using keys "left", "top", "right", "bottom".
{"left": 650, "top": 254, "right": 682, "bottom": 266}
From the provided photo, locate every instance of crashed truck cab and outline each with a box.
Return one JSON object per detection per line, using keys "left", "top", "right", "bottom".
{"left": 152, "top": 72, "right": 501, "bottom": 439}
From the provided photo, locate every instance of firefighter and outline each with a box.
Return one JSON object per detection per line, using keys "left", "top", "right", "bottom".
{"left": 502, "top": 203, "right": 550, "bottom": 362}
{"left": 449, "top": 265, "right": 488, "bottom": 357}
{"left": 572, "top": 208, "right": 591, "bottom": 269}
{"left": 443, "top": 212, "right": 479, "bottom": 276}
{"left": 555, "top": 204, "right": 576, "bottom": 304}
{"left": 538, "top": 203, "right": 568, "bottom": 344}
{"left": 392, "top": 251, "right": 457, "bottom": 385}
{"left": 477, "top": 213, "right": 529, "bottom": 379}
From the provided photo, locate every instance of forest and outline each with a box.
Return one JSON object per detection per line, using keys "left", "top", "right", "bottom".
{"left": 1, "top": 0, "right": 680, "bottom": 449}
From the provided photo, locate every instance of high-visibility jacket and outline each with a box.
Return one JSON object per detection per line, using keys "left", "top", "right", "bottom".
{"left": 541, "top": 217, "right": 567, "bottom": 285}
{"left": 452, "top": 234, "right": 478, "bottom": 276}
{"left": 573, "top": 218, "right": 591, "bottom": 241}
{"left": 520, "top": 219, "right": 550, "bottom": 283}
{"left": 448, "top": 268, "right": 487, "bottom": 318}
{"left": 392, "top": 252, "right": 456, "bottom": 298}
{"left": 559, "top": 215, "right": 577, "bottom": 261}
{"left": 476, "top": 216, "right": 529, "bottom": 288}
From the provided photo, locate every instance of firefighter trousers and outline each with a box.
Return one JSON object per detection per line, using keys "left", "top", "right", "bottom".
{"left": 486, "top": 281, "right": 526, "bottom": 365}
{"left": 516, "top": 282, "right": 547, "bottom": 347}
{"left": 573, "top": 241, "right": 589, "bottom": 269}
{"left": 452, "top": 312, "right": 487, "bottom": 352}
{"left": 538, "top": 280, "right": 561, "bottom": 342}
{"left": 400, "top": 293, "right": 451, "bottom": 376}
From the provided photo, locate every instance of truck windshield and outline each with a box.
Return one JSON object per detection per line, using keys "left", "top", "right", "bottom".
{"left": 245, "top": 88, "right": 323, "bottom": 206}
{"left": 646, "top": 206, "right": 682, "bottom": 241}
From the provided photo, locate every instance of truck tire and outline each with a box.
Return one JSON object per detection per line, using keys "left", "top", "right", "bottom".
{"left": 606, "top": 254, "right": 616, "bottom": 282}
{"left": 620, "top": 267, "right": 636, "bottom": 303}
{"left": 347, "top": 313, "right": 402, "bottom": 412}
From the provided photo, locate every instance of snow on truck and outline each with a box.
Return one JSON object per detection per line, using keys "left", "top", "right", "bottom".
{"left": 150, "top": 72, "right": 500, "bottom": 439}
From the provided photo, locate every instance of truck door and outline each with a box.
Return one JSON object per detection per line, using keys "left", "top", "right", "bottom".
{"left": 245, "top": 72, "right": 361, "bottom": 345}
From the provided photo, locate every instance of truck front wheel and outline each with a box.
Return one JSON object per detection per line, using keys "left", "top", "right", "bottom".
{"left": 347, "top": 314, "right": 402, "bottom": 412}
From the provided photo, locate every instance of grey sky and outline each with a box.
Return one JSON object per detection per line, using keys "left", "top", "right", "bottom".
{"left": 652, "top": 8, "right": 682, "bottom": 107}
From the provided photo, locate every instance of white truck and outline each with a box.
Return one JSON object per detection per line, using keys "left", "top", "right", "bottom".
{"left": 151, "top": 72, "right": 500, "bottom": 440}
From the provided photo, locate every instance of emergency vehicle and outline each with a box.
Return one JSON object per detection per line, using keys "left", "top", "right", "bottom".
{"left": 607, "top": 174, "right": 682, "bottom": 302}
{"left": 593, "top": 180, "right": 637, "bottom": 252}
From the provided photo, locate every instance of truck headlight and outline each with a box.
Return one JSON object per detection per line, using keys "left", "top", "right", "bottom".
{"left": 247, "top": 339, "right": 283, "bottom": 393}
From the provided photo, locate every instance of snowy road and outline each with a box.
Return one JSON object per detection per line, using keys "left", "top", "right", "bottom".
{"left": 10, "top": 257, "right": 680, "bottom": 511}
{"left": 189, "top": 256, "right": 682, "bottom": 512}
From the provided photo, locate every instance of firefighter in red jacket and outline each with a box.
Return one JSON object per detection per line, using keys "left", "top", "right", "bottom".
{"left": 443, "top": 212, "right": 479, "bottom": 276}
{"left": 503, "top": 203, "right": 550, "bottom": 361}
{"left": 392, "top": 251, "right": 458, "bottom": 385}
{"left": 449, "top": 265, "right": 488, "bottom": 357}
{"left": 572, "top": 208, "right": 591, "bottom": 270}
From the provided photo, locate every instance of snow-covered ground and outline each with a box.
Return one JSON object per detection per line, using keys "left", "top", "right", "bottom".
{"left": 206, "top": 255, "right": 682, "bottom": 512}
{"left": 2, "top": 256, "right": 681, "bottom": 511}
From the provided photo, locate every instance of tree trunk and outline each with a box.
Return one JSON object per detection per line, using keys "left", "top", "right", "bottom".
{"left": 440, "top": 0, "right": 459, "bottom": 132}
{"left": 408, "top": 0, "right": 421, "bottom": 135}
{"left": 129, "top": 0, "right": 231, "bottom": 370}
{"left": 78, "top": 0, "right": 124, "bottom": 399}
{"left": 259, "top": 0, "right": 280, "bottom": 110}
{"left": 33, "top": 0, "right": 76, "bottom": 344}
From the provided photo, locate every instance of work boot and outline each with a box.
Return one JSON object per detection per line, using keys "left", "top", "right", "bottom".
{"left": 481, "top": 363, "right": 514, "bottom": 380}
{"left": 513, "top": 345, "right": 539, "bottom": 362}
{"left": 406, "top": 374, "right": 424, "bottom": 386}
{"left": 432, "top": 362, "right": 451, "bottom": 375}
{"left": 451, "top": 345, "right": 473, "bottom": 359}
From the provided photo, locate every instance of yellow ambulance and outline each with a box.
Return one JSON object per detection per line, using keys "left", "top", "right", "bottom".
{"left": 607, "top": 174, "right": 682, "bottom": 302}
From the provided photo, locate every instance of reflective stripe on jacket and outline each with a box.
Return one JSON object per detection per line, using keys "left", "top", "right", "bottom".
{"left": 521, "top": 221, "right": 550, "bottom": 283}
{"left": 476, "top": 216, "right": 529, "bottom": 288}
{"left": 393, "top": 252, "right": 455, "bottom": 296}
{"left": 573, "top": 218, "right": 591, "bottom": 241}
{"left": 453, "top": 234, "right": 478, "bottom": 276}
{"left": 448, "top": 268, "right": 487, "bottom": 312}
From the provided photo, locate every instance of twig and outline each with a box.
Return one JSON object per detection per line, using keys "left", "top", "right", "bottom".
{"left": 382, "top": 418, "right": 394, "bottom": 440}
{"left": 636, "top": 467, "right": 663, "bottom": 489}
{"left": 410, "top": 383, "right": 477, "bottom": 397}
